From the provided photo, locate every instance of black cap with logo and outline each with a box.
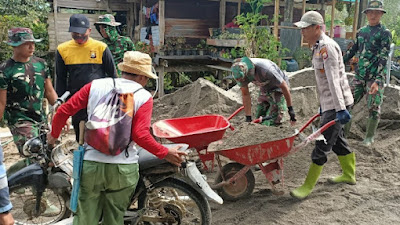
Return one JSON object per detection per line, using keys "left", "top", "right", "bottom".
{"left": 69, "top": 14, "right": 90, "bottom": 34}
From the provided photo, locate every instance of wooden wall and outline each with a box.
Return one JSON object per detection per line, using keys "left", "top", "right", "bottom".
{"left": 163, "top": 0, "right": 219, "bottom": 39}
{"left": 48, "top": 13, "right": 103, "bottom": 51}
{"left": 48, "top": 0, "right": 133, "bottom": 51}
{"left": 55, "top": 0, "right": 131, "bottom": 11}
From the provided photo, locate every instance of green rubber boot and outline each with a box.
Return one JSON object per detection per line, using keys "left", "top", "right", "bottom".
{"left": 328, "top": 152, "right": 356, "bottom": 185}
{"left": 363, "top": 118, "right": 379, "bottom": 147}
{"left": 290, "top": 163, "right": 323, "bottom": 199}
{"left": 343, "top": 120, "right": 352, "bottom": 137}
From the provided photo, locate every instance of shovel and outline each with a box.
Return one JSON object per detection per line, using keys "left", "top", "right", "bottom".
{"left": 70, "top": 121, "right": 85, "bottom": 213}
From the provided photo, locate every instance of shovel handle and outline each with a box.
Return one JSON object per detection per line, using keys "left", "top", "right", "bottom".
{"left": 79, "top": 121, "right": 85, "bottom": 145}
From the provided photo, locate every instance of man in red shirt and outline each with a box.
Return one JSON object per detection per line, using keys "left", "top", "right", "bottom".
{"left": 48, "top": 51, "right": 186, "bottom": 225}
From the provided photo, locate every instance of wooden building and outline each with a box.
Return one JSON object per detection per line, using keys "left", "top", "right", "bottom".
{"left": 47, "top": 0, "right": 366, "bottom": 96}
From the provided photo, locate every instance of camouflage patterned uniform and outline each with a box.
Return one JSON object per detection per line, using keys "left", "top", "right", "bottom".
{"left": 95, "top": 14, "right": 135, "bottom": 77}
{"left": 0, "top": 57, "right": 48, "bottom": 154}
{"left": 343, "top": 23, "right": 392, "bottom": 119}
{"left": 0, "top": 28, "right": 46, "bottom": 155}
{"left": 343, "top": 0, "right": 391, "bottom": 146}
{"left": 233, "top": 58, "right": 291, "bottom": 126}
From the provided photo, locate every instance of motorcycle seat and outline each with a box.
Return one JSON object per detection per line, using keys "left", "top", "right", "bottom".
{"left": 137, "top": 144, "right": 189, "bottom": 171}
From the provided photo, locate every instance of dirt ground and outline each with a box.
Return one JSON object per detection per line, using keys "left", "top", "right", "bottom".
{"left": 2, "top": 70, "right": 400, "bottom": 225}
{"left": 153, "top": 75, "right": 400, "bottom": 225}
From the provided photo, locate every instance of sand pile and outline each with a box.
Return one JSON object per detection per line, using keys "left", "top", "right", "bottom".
{"left": 208, "top": 123, "right": 295, "bottom": 151}
{"left": 152, "top": 78, "right": 242, "bottom": 122}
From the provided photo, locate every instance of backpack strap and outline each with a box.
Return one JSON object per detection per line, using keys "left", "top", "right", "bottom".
{"left": 124, "top": 86, "right": 144, "bottom": 158}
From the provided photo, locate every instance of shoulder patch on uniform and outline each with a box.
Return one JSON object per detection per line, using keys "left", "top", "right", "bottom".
{"left": 320, "top": 47, "right": 328, "bottom": 60}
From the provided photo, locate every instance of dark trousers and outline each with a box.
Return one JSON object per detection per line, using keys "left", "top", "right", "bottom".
{"left": 72, "top": 109, "right": 88, "bottom": 142}
{"left": 311, "top": 108, "right": 352, "bottom": 166}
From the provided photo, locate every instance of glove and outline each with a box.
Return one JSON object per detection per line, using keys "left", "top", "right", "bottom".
{"left": 336, "top": 110, "right": 351, "bottom": 124}
{"left": 245, "top": 116, "right": 252, "bottom": 122}
{"left": 288, "top": 106, "right": 296, "bottom": 122}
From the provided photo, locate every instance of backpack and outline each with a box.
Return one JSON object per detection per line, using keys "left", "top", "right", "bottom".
{"left": 85, "top": 79, "right": 142, "bottom": 156}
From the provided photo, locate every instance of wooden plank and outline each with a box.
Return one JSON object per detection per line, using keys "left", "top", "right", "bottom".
{"left": 159, "top": 0, "right": 165, "bottom": 46}
{"left": 48, "top": 13, "right": 103, "bottom": 51}
{"left": 53, "top": 0, "right": 59, "bottom": 48}
{"left": 352, "top": 0, "right": 359, "bottom": 40}
{"left": 156, "top": 66, "right": 165, "bottom": 97}
{"left": 330, "top": 0, "right": 336, "bottom": 38}
{"left": 164, "top": 18, "right": 218, "bottom": 38}
{"left": 220, "top": 0, "right": 226, "bottom": 29}
{"left": 57, "top": 0, "right": 130, "bottom": 11}
{"left": 273, "top": 0, "right": 280, "bottom": 38}
{"left": 206, "top": 38, "right": 245, "bottom": 47}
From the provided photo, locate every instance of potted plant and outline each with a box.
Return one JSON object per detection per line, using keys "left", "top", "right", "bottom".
{"left": 197, "top": 39, "right": 207, "bottom": 55}
{"left": 175, "top": 37, "right": 186, "bottom": 56}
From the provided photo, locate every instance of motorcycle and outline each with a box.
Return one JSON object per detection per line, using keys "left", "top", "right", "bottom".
{"left": 10, "top": 138, "right": 221, "bottom": 225}
{"left": 123, "top": 144, "right": 222, "bottom": 225}
{"left": 7, "top": 92, "right": 73, "bottom": 225}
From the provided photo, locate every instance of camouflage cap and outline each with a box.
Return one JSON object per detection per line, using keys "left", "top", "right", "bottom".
{"left": 5, "top": 27, "right": 41, "bottom": 47}
{"left": 363, "top": 0, "right": 386, "bottom": 13}
{"left": 231, "top": 57, "right": 254, "bottom": 81}
{"left": 94, "top": 14, "right": 121, "bottom": 27}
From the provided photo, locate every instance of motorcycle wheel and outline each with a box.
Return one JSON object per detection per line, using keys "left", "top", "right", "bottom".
{"left": 9, "top": 185, "right": 70, "bottom": 225}
{"left": 137, "top": 178, "right": 211, "bottom": 225}
{"left": 215, "top": 162, "right": 255, "bottom": 201}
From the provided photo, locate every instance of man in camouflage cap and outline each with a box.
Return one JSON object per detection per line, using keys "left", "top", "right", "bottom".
{"left": 95, "top": 14, "right": 135, "bottom": 77}
{"left": 0, "top": 28, "right": 58, "bottom": 175}
{"left": 231, "top": 57, "right": 296, "bottom": 126}
{"left": 343, "top": 0, "right": 392, "bottom": 146}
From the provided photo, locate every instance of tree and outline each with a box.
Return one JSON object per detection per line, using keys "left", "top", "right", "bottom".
{"left": 236, "top": 0, "right": 287, "bottom": 67}
{"left": 0, "top": 0, "right": 50, "bottom": 62}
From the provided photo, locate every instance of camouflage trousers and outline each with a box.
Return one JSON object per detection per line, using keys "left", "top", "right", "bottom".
{"left": 350, "top": 78, "right": 384, "bottom": 119}
{"left": 9, "top": 121, "right": 40, "bottom": 156}
{"left": 256, "top": 90, "right": 287, "bottom": 126}
{"left": 6, "top": 121, "right": 40, "bottom": 175}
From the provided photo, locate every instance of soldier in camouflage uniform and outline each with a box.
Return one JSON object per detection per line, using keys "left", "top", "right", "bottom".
{"left": 343, "top": 0, "right": 392, "bottom": 146}
{"left": 231, "top": 57, "right": 296, "bottom": 126}
{"left": 0, "top": 28, "right": 58, "bottom": 175}
{"left": 95, "top": 14, "right": 135, "bottom": 77}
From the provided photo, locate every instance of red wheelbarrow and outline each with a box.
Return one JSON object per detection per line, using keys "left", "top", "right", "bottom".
{"left": 152, "top": 107, "right": 244, "bottom": 171}
{"left": 208, "top": 113, "right": 337, "bottom": 201}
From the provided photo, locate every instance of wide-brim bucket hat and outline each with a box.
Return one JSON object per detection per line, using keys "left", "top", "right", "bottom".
{"left": 5, "top": 27, "right": 41, "bottom": 47}
{"left": 118, "top": 51, "right": 158, "bottom": 79}
{"left": 94, "top": 14, "right": 121, "bottom": 27}
{"left": 362, "top": 0, "right": 386, "bottom": 13}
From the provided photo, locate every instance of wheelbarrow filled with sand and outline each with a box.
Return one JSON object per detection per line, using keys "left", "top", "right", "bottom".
{"left": 207, "top": 113, "right": 337, "bottom": 201}
{"left": 152, "top": 107, "right": 245, "bottom": 171}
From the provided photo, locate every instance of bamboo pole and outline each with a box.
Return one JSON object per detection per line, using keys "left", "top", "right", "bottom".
{"left": 352, "top": 0, "right": 360, "bottom": 40}
{"left": 330, "top": 0, "right": 336, "bottom": 38}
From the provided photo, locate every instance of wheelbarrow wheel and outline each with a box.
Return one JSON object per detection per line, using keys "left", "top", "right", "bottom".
{"left": 215, "top": 163, "right": 255, "bottom": 201}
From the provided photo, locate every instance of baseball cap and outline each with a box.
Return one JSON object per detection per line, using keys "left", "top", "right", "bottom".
{"left": 69, "top": 14, "right": 90, "bottom": 34}
{"left": 294, "top": 11, "right": 324, "bottom": 29}
{"left": 94, "top": 14, "right": 121, "bottom": 27}
{"left": 5, "top": 27, "right": 41, "bottom": 47}
{"left": 362, "top": 0, "right": 386, "bottom": 13}
{"left": 231, "top": 57, "right": 254, "bottom": 81}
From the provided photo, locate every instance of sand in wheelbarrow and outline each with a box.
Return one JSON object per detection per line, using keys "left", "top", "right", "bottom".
{"left": 208, "top": 122, "right": 296, "bottom": 152}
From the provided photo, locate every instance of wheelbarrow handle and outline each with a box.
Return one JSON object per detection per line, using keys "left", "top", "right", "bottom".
{"left": 227, "top": 106, "right": 245, "bottom": 131}
{"left": 305, "top": 119, "right": 337, "bottom": 142}
{"left": 227, "top": 106, "right": 244, "bottom": 121}
{"left": 297, "top": 113, "right": 321, "bottom": 134}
